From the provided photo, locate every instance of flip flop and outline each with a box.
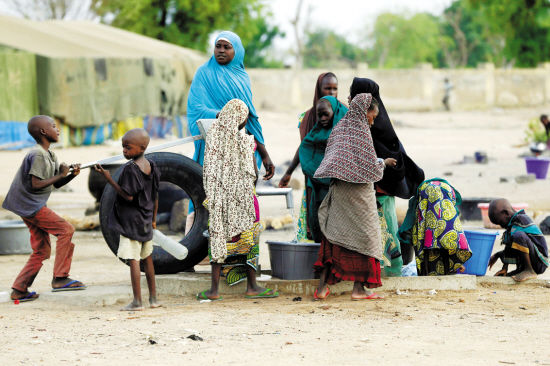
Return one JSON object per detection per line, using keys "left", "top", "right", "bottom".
{"left": 14, "top": 291, "right": 39, "bottom": 302}
{"left": 351, "top": 293, "right": 384, "bottom": 301}
{"left": 51, "top": 279, "right": 87, "bottom": 292}
{"left": 196, "top": 290, "right": 222, "bottom": 301}
{"left": 313, "top": 287, "right": 330, "bottom": 301}
{"left": 245, "top": 288, "right": 279, "bottom": 299}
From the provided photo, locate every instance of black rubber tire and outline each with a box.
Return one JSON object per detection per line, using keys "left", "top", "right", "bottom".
{"left": 99, "top": 152, "right": 208, "bottom": 274}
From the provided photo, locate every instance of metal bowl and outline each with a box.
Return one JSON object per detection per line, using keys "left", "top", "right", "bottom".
{"left": 0, "top": 220, "right": 31, "bottom": 255}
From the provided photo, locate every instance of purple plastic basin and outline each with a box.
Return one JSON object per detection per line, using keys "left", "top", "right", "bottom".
{"left": 525, "top": 157, "right": 550, "bottom": 179}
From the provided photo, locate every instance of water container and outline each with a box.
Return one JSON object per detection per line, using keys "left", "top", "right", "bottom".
{"left": 463, "top": 230, "right": 499, "bottom": 276}
{"left": 525, "top": 157, "right": 550, "bottom": 179}
{"left": 267, "top": 241, "right": 320, "bottom": 280}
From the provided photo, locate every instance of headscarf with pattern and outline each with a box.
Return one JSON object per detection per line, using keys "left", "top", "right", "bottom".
{"left": 314, "top": 93, "right": 385, "bottom": 184}
{"left": 204, "top": 99, "right": 256, "bottom": 263}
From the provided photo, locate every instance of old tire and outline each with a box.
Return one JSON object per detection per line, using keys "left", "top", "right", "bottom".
{"left": 99, "top": 152, "right": 208, "bottom": 274}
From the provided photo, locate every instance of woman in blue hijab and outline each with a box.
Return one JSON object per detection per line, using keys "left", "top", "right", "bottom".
{"left": 187, "top": 31, "right": 274, "bottom": 178}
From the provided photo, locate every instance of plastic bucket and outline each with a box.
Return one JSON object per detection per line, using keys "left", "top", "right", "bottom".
{"left": 463, "top": 230, "right": 499, "bottom": 276}
{"left": 525, "top": 157, "right": 550, "bottom": 179}
{"left": 267, "top": 241, "right": 320, "bottom": 280}
{"left": 477, "top": 203, "right": 528, "bottom": 229}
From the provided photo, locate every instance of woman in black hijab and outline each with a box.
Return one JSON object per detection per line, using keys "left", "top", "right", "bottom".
{"left": 349, "top": 77, "right": 424, "bottom": 199}
{"left": 349, "top": 77, "right": 425, "bottom": 270}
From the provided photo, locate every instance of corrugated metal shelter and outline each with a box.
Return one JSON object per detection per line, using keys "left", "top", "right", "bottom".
{"left": 0, "top": 15, "right": 205, "bottom": 148}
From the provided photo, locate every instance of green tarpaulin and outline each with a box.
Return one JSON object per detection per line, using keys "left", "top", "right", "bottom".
{"left": 0, "top": 51, "right": 38, "bottom": 121}
{"left": 0, "top": 15, "right": 205, "bottom": 128}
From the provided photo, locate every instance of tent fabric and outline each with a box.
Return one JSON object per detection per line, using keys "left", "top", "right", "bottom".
{"left": 56, "top": 115, "right": 188, "bottom": 148}
{"left": 0, "top": 15, "right": 206, "bottom": 129}
{"left": 0, "top": 121, "right": 35, "bottom": 150}
{"left": 0, "top": 51, "right": 38, "bottom": 121}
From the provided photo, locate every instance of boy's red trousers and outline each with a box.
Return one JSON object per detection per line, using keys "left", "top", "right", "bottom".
{"left": 12, "top": 207, "right": 75, "bottom": 292}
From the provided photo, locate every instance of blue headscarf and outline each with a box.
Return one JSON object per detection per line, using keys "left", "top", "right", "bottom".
{"left": 187, "top": 31, "right": 264, "bottom": 167}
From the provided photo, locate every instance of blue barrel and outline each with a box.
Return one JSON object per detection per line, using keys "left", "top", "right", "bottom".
{"left": 463, "top": 230, "right": 499, "bottom": 276}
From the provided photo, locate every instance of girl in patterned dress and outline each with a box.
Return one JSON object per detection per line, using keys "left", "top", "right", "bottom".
{"left": 313, "top": 93, "right": 397, "bottom": 300}
{"left": 197, "top": 99, "right": 278, "bottom": 300}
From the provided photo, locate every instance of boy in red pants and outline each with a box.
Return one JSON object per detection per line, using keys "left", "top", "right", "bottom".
{"left": 3, "top": 115, "right": 85, "bottom": 302}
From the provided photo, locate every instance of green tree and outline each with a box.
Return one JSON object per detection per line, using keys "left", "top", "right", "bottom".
{"left": 368, "top": 12, "right": 445, "bottom": 68}
{"left": 91, "top": 0, "right": 283, "bottom": 67}
{"left": 440, "top": 0, "right": 494, "bottom": 67}
{"left": 469, "top": 0, "right": 550, "bottom": 67}
{"left": 302, "top": 29, "right": 366, "bottom": 68}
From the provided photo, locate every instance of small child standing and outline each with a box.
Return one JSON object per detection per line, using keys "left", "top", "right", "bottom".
{"left": 3, "top": 115, "right": 84, "bottom": 302}
{"left": 488, "top": 198, "right": 548, "bottom": 282}
{"left": 95, "top": 128, "right": 161, "bottom": 311}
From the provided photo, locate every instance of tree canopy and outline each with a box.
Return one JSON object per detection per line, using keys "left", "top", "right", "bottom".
{"left": 5, "top": 0, "right": 550, "bottom": 69}
{"left": 302, "top": 29, "right": 366, "bottom": 68}
{"left": 90, "top": 0, "right": 283, "bottom": 67}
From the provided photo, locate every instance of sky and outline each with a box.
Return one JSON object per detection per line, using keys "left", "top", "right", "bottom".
{"left": 269, "top": 0, "right": 454, "bottom": 53}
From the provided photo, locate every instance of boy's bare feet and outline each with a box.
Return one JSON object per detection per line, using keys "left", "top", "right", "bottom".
{"left": 121, "top": 299, "right": 144, "bottom": 311}
{"left": 512, "top": 269, "right": 537, "bottom": 282}
{"left": 149, "top": 297, "right": 162, "bottom": 308}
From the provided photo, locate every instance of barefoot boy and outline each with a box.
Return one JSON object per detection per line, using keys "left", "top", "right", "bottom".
{"left": 95, "top": 128, "right": 161, "bottom": 310}
{"left": 488, "top": 198, "right": 548, "bottom": 282}
{"left": 3, "top": 115, "right": 84, "bottom": 302}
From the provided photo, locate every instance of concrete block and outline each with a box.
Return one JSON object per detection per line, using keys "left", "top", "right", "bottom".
{"left": 40, "top": 285, "right": 133, "bottom": 306}
{"left": 154, "top": 273, "right": 478, "bottom": 297}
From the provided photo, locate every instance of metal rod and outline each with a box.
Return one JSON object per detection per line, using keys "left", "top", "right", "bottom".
{"left": 78, "top": 135, "right": 202, "bottom": 169}
{"left": 255, "top": 187, "right": 294, "bottom": 209}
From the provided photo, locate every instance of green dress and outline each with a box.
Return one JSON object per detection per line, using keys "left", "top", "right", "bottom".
{"left": 298, "top": 96, "right": 348, "bottom": 243}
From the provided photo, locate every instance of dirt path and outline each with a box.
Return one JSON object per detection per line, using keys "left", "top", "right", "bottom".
{"left": 1, "top": 282, "right": 549, "bottom": 365}
{"left": 1, "top": 108, "right": 550, "bottom": 365}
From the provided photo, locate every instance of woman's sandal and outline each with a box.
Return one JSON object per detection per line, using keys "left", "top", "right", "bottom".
{"left": 351, "top": 292, "right": 384, "bottom": 301}
{"left": 196, "top": 290, "right": 222, "bottom": 301}
{"left": 313, "top": 287, "right": 330, "bottom": 301}
{"left": 244, "top": 288, "right": 279, "bottom": 299}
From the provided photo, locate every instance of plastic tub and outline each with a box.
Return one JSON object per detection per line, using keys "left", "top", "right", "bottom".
{"left": 463, "top": 230, "right": 499, "bottom": 276}
{"left": 477, "top": 203, "right": 528, "bottom": 229}
{"left": 0, "top": 220, "right": 31, "bottom": 255}
{"left": 525, "top": 157, "right": 550, "bottom": 179}
{"left": 267, "top": 241, "right": 320, "bottom": 280}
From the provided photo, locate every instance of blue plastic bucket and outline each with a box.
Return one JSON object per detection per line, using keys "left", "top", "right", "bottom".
{"left": 463, "top": 230, "right": 499, "bottom": 276}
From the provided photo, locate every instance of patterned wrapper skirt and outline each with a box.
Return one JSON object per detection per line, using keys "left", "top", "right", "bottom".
{"left": 314, "top": 238, "right": 382, "bottom": 288}
{"left": 412, "top": 180, "right": 472, "bottom": 275}
{"left": 208, "top": 195, "right": 261, "bottom": 285}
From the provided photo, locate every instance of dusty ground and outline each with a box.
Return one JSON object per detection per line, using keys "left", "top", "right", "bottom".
{"left": 1, "top": 107, "right": 550, "bottom": 365}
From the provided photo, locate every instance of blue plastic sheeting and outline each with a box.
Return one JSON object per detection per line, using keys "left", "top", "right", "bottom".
{"left": 0, "top": 121, "right": 35, "bottom": 150}
{"left": 144, "top": 116, "right": 173, "bottom": 138}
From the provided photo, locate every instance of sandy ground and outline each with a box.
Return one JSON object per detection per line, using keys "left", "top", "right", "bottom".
{"left": 1, "top": 108, "right": 550, "bottom": 364}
